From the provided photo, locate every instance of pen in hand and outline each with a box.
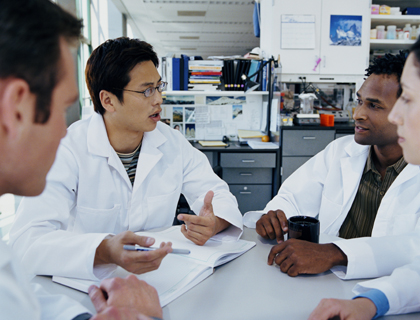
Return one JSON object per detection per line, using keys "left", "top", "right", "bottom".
{"left": 123, "top": 244, "right": 190, "bottom": 255}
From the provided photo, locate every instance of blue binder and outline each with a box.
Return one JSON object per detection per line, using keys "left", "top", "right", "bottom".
{"left": 172, "top": 58, "right": 181, "bottom": 91}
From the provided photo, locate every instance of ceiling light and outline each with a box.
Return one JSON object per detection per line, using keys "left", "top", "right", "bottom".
{"left": 179, "top": 36, "right": 200, "bottom": 40}
{"left": 177, "top": 11, "right": 206, "bottom": 17}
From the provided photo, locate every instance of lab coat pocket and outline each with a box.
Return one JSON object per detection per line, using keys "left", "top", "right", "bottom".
{"left": 74, "top": 204, "right": 121, "bottom": 234}
{"left": 318, "top": 195, "right": 344, "bottom": 234}
{"left": 391, "top": 213, "right": 420, "bottom": 235}
{"left": 145, "top": 189, "right": 180, "bottom": 229}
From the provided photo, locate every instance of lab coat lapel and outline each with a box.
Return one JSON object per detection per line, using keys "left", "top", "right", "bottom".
{"left": 340, "top": 144, "right": 368, "bottom": 207}
{"left": 133, "top": 126, "right": 166, "bottom": 192}
{"left": 324, "top": 143, "right": 368, "bottom": 233}
{"left": 86, "top": 113, "right": 131, "bottom": 188}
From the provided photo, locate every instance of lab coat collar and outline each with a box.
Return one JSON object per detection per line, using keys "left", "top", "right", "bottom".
{"left": 86, "top": 113, "right": 132, "bottom": 187}
{"left": 87, "top": 112, "right": 113, "bottom": 158}
{"left": 133, "top": 123, "right": 167, "bottom": 191}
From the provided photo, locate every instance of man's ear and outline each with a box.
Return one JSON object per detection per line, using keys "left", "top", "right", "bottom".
{"left": 0, "top": 79, "right": 34, "bottom": 139}
{"left": 99, "top": 90, "right": 117, "bottom": 113}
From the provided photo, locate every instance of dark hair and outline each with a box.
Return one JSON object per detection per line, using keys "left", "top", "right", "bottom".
{"left": 0, "top": 0, "right": 82, "bottom": 123}
{"left": 85, "top": 37, "right": 159, "bottom": 115}
{"left": 365, "top": 51, "right": 407, "bottom": 97}
{"left": 410, "top": 37, "right": 420, "bottom": 75}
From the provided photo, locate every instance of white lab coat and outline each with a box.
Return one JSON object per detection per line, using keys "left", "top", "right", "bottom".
{"left": 353, "top": 253, "right": 420, "bottom": 316}
{"left": 0, "top": 240, "right": 90, "bottom": 320}
{"left": 243, "top": 135, "right": 420, "bottom": 279}
{"left": 9, "top": 112, "right": 242, "bottom": 280}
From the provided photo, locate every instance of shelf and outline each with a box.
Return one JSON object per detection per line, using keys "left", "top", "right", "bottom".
{"left": 163, "top": 91, "right": 269, "bottom": 96}
{"left": 371, "top": 15, "right": 420, "bottom": 27}
{"left": 370, "top": 39, "right": 416, "bottom": 50}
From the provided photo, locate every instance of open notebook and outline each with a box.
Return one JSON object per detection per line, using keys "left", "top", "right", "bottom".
{"left": 53, "top": 226, "right": 255, "bottom": 307}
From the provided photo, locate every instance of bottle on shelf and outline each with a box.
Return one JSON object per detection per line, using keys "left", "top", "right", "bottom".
{"left": 411, "top": 26, "right": 418, "bottom": 40}
{"left": 345, "top": 89, "right": 357, "bottom": 121}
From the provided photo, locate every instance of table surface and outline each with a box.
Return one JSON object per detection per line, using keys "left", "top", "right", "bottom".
{"left": 33, "top": 228, "right": 420, "bottom": 320}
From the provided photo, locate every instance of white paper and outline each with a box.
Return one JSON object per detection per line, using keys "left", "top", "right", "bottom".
{"left": 260, "top": 101, "right": 268, "bottom": 132}
{"left": 195, "top": 105, "right": 210, "bottom": 124}
{"left": 281, "top": 15, "right": 316, "bottom": 49}
{"left": 270, "top": 99, "right": 279, "bottom": 132}
{"left": 247, "top": 141, "right": 279, "bottom": 150}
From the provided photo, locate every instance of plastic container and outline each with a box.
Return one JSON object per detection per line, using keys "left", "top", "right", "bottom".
{"left": 376, "top": 25, "right": 385, "bottom": 39}
{"left": 398, "top": 29, "right": 404, "bottom": 40}
{"left": 379, "top": 5, "right": 391, "bottom": 15}
{"left": 390, "top": 7, "right": 401, "bottom": 15}
{"left": 370, "top": 29, "right": 377, "bottom": 39}
{"left": 320, "top": 114, "right": 334, "bottom": 127}
{"left": 411, "top": 26, "right": 417, "bottom": 40}
{"left": 371, "top": 4, "right": 380, "bottom": 14}
{"left": 387, "top": 25, "right": 396, "bottom": 39}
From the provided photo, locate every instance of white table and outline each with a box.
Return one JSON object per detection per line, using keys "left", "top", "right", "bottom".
{"left": 33, "top": 228, "right": 420, "bottom": 319}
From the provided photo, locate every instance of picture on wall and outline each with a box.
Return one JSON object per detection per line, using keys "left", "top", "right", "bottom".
{"left": 185, "top": 124, "right": 195, "bottom": 139}
{"left": 185, "top": 107, "right": 195, "bottom": 123}
{"left": 173, "top": 123, "right": 183, "bottom": 133}
{"left": 162, "top": 95, "right": 195, "bottom": 105}
{"left": 173, "top": 106, "right": 183, "bottom": 122}
{"left": 329, "top": 15, "right": 362, "bottom": 46}
{"left": 206, "top": 96, "right": 246, "bottom": 105}
{"left": 232, "top": 105, "right": 243, "bottom": 119}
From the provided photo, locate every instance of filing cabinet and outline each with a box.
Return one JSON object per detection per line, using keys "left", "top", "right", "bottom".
{"left": 220, "top": 153, "right": 276, "bottom": 214}
{"left": 193, "top": 144, "right": 280, "bottom": 214}
{"left": 280, "top": 126, "right": 353, "bottom": 183}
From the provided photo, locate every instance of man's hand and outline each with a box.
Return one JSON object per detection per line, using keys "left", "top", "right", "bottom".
{"left": 94, "top": 231, "right": 172, "bottom": 274}
{"left": 267, "top": 239, "right": 348, "bottom": 277}
{"left": 256, "top": 210, "right": 288, "bottom": 243}
{"left": 177, "top": 191, "right": 230, "bottom": 246}
{"left": 88, "top": 274, "right": 162, "bottom": 320}
{"left": 308, "top": 298, "right": 377, "bottom": 320}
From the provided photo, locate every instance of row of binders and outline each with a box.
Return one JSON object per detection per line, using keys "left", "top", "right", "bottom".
{"left": 161, "top": 55, "right": 269, "bottom": 92}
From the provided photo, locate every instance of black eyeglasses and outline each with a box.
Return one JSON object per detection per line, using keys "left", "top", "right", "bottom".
{"left": 114, "top": 81, "right": 167, "bottom": 98}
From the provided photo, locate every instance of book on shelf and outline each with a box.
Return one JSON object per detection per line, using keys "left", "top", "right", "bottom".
{"left": 188, "top": 84, "right": 219, "bottom": 91}
{"left": 52, "top": 226, "right": 255, "bottom": 307}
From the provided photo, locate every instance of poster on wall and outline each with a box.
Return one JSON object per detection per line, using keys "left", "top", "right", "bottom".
{"left": 329, "top": 15, "right": 362, "bottom": 46}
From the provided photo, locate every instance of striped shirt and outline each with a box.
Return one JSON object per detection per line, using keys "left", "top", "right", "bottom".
{"left": 116, "top": 143, "right": 141, "bottom": 186}
{"left": 339, "top": 147, "right": 407, "bottom": 239}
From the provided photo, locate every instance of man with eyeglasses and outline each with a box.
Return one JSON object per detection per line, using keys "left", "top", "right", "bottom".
{"left": 9, "top": 37, "right": 243, "bottom": 282}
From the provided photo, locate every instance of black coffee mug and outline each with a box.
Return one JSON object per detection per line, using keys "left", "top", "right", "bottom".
{"left": 288, "top": 216, "right": 320, "bottom": 243}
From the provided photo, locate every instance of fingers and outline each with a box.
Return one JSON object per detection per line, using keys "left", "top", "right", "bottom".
{"left": 119, "top": 244, "right": 171, "bottom": 274}
{"left": 120, "top": 231, "right": 155, "bottom": 247}
{"left": 88, "top": 285, "right": 108, "bottom": 313}
{"left": 308, "top": 298, "right": 339, "bottom": 320}
{"left": 267, "top": 242, "right": 287, "bottom": 265}
{"left": 256, "top": 210, "right": 288, "bottom": 242}
{"left": 181, "top": 223, "right": 209, "bottom": 246}
{"left": 199, "top": 190, "right": 214, "bottom": 217}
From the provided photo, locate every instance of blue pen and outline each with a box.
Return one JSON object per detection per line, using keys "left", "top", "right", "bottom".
{"left": 123, "top": 244, "right": 190, "bottom": 255}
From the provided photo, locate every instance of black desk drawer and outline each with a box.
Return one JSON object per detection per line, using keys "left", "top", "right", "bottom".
{"left": 221, "top": 153, "right": 276, "bottom": 168}
{"left": 223, "top": 168, "right": 272, "bottom": 184}
{"left": 229, "top": 184, "right": 272, "bottom": 214}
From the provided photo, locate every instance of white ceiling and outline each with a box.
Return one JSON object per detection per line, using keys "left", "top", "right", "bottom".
{"left": 112, "top": 0, "right": 260, "bottom": 59}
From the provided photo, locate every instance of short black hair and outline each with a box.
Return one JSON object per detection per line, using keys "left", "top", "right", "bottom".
{"left": 365, "top": 51, "right": 407, "bottom": 97}
{"left": 85, "top": 37, "right": 159, "bottom": 115}
{"left": 0, "top": 0, "right": 82, "bottom": 123}
{"left": 410, "top": 37, "right": 420, "bottom": 76}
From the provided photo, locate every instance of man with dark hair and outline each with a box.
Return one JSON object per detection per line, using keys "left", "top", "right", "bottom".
{"left": 0, "top": 0, "right": 163, "bottom": 319}
{"left": 9, "top": 37, "right": 243, "bottom": 281}
{"left": 243, "top": 52, "right": 420, "bottom": 280}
